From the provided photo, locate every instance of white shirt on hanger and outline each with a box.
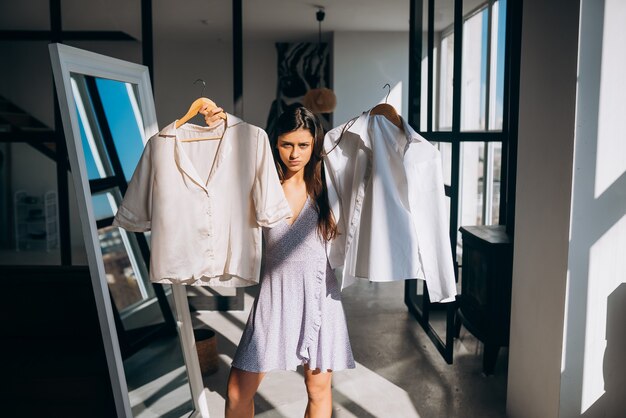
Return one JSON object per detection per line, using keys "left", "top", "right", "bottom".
{"left": 113, "top": 114, "right": 292, "bottom": 287}
{"left": 323, "top": 111, "right": 457, "bottom": 303}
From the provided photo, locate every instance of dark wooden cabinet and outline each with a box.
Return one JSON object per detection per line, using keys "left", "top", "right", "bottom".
{"left": 456, "top": 225, "right": 513, "bottom": 375}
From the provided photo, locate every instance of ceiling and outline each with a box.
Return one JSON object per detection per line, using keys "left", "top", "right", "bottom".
{"left": 0, "top": 0, "right": 488, "bottom": 42}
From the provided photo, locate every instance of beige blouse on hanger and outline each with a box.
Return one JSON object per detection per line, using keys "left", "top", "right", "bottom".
{"left": 113, "top": 113, "right": 292, "bottom": 287}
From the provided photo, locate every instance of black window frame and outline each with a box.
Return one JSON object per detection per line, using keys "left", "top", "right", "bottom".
{"left": 405, "top": 0, "right": 522, "bottom": 363}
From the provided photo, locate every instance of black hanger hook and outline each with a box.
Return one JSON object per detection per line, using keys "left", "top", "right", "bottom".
{"left": 383, "top": 83, "right": 391, "bottom": 103}
{"left": 194, "top": 78, "right": 206, "bottom": 98}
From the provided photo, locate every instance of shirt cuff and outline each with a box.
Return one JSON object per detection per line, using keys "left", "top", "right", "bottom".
{"left": 256, "top": 200, "right": 293, "bottom": 228}
{"left": 112, "top": 206, "right": 151, "bottom": 232}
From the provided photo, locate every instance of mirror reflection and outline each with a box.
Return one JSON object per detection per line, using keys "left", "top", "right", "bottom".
{"left": 70, "top": 73, "right": 193, "bottom": 417}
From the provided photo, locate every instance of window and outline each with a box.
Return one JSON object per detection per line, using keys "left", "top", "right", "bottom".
{"left": 415, "top": 0, "right": 507, "bottom": 257}
{"left": 407, "top": 0, "right": 512, "bottom": 363}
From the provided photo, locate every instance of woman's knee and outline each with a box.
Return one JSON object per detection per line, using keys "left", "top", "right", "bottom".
{"left": 227, "top": 367, "right": 262, "bottom": 405}
{"left": 226, "top": 380, "right": 247, "bottom": 405}
{"left": 304, "top": 371, "right": 332, "bottom": 402}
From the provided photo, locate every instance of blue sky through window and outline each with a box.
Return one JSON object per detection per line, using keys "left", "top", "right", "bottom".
{"left": 77, "top": 77, "right": 146, "bottom": 220}
{"left": 95, "top": 78, "right": 144, "bottom": 181}
{"left": 496, "top": 0, "right": 506, "bottom": 122}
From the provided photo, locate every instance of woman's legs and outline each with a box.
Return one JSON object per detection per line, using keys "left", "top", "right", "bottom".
{"left": 225, "top": 366, "right": 266, "bottom": 418}
{"left": 303, "top": 364, "right": 333, "bottom": 418}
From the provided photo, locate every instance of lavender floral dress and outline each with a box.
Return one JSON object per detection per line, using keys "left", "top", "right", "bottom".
{"left": 231, "top": 197, "right": 355, "bottom": 372}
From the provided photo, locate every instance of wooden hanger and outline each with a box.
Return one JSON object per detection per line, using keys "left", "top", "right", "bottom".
{"left": 370, "top": 83, "right": 403, "bottom": 131}
{"left": 324, "top": 84, "right": 403, "bottom": 156}
{"left": 176, "top": 79, "right": 227, "bottom": 142}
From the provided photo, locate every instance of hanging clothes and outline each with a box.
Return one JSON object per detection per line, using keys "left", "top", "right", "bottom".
{"left": 112, "top": 113, "right": 292, "bottom": 287}
{"left": 323, "top": 110, "right": 456, "bottom": 303}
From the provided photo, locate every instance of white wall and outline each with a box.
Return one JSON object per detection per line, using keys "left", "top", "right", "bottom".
{"left": 560, "top": 0, "right": 626, "bottom": 416}
{"left": 333, "top": 31, "right": 409, "bottom": 126}
{"left": 508, "top": 0, "right": 626, "bottom": 417}
{"left": 243, "top": 40, "right": 277, "bottom": 128}
{"left": 153, "top": 38, "right": 277, "bottom": 130}
{"left": 506, "top": 0, "right": 580, "bottom": 416}
{"left": 152, "top": 38, "right": 233, "bottom": 127}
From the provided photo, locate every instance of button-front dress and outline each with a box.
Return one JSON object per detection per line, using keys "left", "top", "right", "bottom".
{"left": 231, "top": 196, "right": 355, "bottom": 372}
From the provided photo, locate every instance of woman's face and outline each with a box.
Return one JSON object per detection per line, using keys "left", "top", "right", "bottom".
{"left": 277, "top": 128, "right": 314, "bottom": 175}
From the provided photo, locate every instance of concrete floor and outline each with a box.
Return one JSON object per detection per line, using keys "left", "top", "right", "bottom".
{"left": 124, "top": 336, "right": 194, "bottom": 417}
{"left": 198, "top": 279, "right": 507, "bottom": 418}
{"left": 126, "top": 279, "right": 508, "bottom": 417}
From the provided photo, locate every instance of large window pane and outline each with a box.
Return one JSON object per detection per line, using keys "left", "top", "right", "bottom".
{"left": 489, "top": 142, "right": 502, "bottom": 224}
{"left": 489, "top": 0, "right": 507, "bottom": 130}
{"left": 420, "top": 0, "right": 429, "bottom": 131}
{"left": 461, "top": 6, "right": 488, "bottom": 131}
{"left": 459, "top": 141, "right": 484, "bottom": 227}
{"left": 438, "top": 31, "right": 454, "bottom": 130}
{"left": 421, "top": 49, "right": 428, "bottom": 131}
{"left": 458, "top": 140, "right": 502, "bottom": 230}
{"left": 96, "top": 78, "right": 146, "bottom": 181}
{"left": 434, "top": 0, "right": 454, "bottom": 131}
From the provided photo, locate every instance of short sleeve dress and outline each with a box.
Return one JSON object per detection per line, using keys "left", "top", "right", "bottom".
{"left": 231, "top": 196, "right": 356, "bottom": 372}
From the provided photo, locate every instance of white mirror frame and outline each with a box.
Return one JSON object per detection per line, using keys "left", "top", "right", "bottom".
{"left": 49, "top": 43, "right": 210, "bottom": 418}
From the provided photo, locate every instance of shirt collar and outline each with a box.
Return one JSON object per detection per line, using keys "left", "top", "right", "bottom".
{"left": 342, "top": 110, "right": 424, "bottom": 151}
{"left": 399, "top": 114, "right": 424, "bottom": 144}
{"left": 159, "top": 112, "right": 244, "bottom": 192}
{"left": 344, "top": 111, "right": 371, "bottom": 148}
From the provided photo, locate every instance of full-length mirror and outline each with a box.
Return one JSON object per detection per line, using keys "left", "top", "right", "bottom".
{"left": 50, "top": 43, "right": 198, "bottom": 417}
{"left": 69, "top": 74, "right": 169, "bottom": 336}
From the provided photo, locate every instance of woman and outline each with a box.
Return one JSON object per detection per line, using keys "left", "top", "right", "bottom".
{"left": 226, "top": 107, "right": 355, "bottom": 418}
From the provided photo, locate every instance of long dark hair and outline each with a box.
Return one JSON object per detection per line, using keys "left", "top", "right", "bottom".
{"left": 272, "top": 106, "right": 338, "bottom": 241}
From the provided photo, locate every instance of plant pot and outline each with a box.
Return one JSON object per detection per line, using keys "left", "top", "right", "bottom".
{"left": 193, "top": 328, "right": 218, "bottom": 376}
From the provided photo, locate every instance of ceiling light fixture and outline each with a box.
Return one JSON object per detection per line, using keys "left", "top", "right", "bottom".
{"left": 303, "top": 6, "right": 337, "bottom": 114}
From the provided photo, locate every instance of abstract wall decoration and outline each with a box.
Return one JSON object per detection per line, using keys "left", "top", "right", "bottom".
{"left": 266, "top": 42, "right": 332, "bottom": 139}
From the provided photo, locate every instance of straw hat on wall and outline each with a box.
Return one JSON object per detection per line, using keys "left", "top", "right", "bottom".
{"left": 302, "top": 87, "right": 337, "bottom": 114}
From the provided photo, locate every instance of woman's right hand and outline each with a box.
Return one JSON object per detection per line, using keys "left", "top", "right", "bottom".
{"left": 200, "top": 105, "right": 225, "bottom": 127}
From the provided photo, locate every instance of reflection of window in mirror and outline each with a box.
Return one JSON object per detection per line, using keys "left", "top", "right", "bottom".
{"left": 72, "top": 74, "right": 160, "bottom": 330}
{"left": 94, "top": 191, "right": 152, "bottom": 313}
{"left": 71, "top": 75, "right": 146, "bottom": 181}
{"left": 94, "top": 78, "right": 146, "bottom": 181}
